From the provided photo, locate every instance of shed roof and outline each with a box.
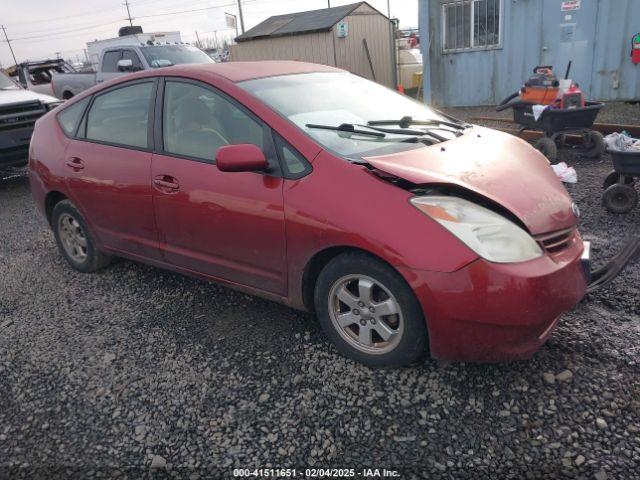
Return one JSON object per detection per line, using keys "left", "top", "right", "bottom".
{"left": 236, "top": 2, "right": 384, "bottom": 42}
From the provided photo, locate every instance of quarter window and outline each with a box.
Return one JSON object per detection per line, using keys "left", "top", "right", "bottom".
{"left": 274, "top": 134, "right": 311, "bottom": 179}
{"left": 85, "top": 82, "right": 153, "bottom": 149}
{"left": 162, "top": 81, "right": 264, "bottom": 162}
{"left": 442, "top": 0, "right": 501, "bottom": 52}
{"left": 57, "top": 96, "right": 90, "bottom": 137}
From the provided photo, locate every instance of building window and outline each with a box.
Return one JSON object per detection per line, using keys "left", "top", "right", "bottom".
{"left": 442, "top": 0, "right": 501, "bottom": 52}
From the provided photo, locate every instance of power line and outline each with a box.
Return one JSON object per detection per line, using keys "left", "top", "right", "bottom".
{"left": 7, "top": 19, "right": 124, "bottom": 42}
{"left": 135, "top": 2, "right": 237, "bottom": 19}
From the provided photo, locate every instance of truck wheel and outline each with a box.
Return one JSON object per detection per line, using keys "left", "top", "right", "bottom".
{"left": 52, "top": 200, "right": 113, "bottom": 272}
{"left": 534, "top": 137, "right": 557, "bottom": 162}
{"left": 603, "top": 170, "right": 635, "bottom": 190}
{"left": 584, "top": 131, "right": 606, "bottom": 158}
{"left": 62, "top": 91, "right": 74, "bottom": 100}
{"left": 602, "top": 184, "right": 638, "bottom": 214}
{"left": 314, "top": 252, "right": 428, "bottom": 368}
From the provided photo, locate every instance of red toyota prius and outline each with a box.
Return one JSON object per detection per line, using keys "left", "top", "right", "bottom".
{"left": 29, "top": 61, "right": 590, "bottom": 367}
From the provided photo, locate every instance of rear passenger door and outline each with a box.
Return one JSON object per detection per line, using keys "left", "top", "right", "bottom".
{"left": 63, "top": 80, "right": 160, "bottom": 260}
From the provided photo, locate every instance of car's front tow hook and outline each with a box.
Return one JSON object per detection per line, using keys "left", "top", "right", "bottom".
{"left": 586, "top": 236, "right": 640, "bottom": 293}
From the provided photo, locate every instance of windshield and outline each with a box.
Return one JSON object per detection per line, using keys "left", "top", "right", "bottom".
{"left": 240, "top": 72, "right": 456, "bottom": 158}
{"left": 0, "top": 72, "right": 20, "bottom": 90}
{"left": 140, "top": 45, "right": 214, "bottom": 67}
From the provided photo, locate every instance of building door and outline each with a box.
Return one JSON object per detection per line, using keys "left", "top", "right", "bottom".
{"left": 540, "top": 0, "right": 598, "bottom": 94}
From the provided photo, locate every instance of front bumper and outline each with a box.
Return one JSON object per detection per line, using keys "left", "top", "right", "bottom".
{"left": 398, "top": 240, "right": 588, "bottom": 362}
{"left": 0, "top": 125, "right": 34, "bottom": 167}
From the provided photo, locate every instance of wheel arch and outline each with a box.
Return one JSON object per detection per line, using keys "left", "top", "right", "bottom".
{"left": 300, "top": 245, "right": 410, "bottom": 313}
{"left": 44, "top": 190, "right": 68, "bottom": 225}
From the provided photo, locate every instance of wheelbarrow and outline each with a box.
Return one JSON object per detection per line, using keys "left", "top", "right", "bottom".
{"left": 496, "top": 98, "right": 605, "bottom": 162}
{"left": 602, "top": 148, "right": 640, "bottom": 214}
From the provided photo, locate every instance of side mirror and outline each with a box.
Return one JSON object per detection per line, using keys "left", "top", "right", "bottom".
{"left": 216, "top": 144, "right": 268, "bottom": 173}
{"left": 117, "top": 59, "right": 133, "bottom": 72}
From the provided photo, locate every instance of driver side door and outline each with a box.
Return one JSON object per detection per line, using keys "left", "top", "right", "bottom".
{"left": 151, "top": 78, "right": 288, "bottom": 295}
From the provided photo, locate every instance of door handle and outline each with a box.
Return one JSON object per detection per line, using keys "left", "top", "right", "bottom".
{"left": 65, "top": 157, "right": 84, "bottom": 170}
{"left": 153, "top": 175, "right": 179, "bottom": 192}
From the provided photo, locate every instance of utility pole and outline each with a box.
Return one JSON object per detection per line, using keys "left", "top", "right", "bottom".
{"left": 123, "top": 0, "right": 134, "bottom": 27}
{"left": 1, "top": 25, "right": 18, "bottom": 66}
{"left": 327, "top": 1, "right": 331, "bottom": 7}
{"left": 237, "top": 0, "right": 245, "bottom": 34}
{"left": 386, "top": 0, "right": 398, "bottom": 89}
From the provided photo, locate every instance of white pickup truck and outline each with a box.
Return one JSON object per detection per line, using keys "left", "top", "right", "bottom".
{"left": 0, "top": 71, "right": 61, "bottom": 168}
{"left": 52, "top": 43, "right": 214, "bottom": 99}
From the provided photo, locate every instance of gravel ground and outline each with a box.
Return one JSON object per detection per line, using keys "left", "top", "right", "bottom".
{"left": 1, "top": 125, "right": 639, "bottom": 478}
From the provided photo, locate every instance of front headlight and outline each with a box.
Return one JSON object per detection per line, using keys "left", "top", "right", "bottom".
{"left": 410, "top": 196, "right": 544, "bottom": 263}
{"left": 44, "top": 101, "right": 64, "bottom": 111}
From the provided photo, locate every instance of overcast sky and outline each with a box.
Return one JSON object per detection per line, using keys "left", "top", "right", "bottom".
{"left": 0, "top": 0, "right": 418, "bottom": 66}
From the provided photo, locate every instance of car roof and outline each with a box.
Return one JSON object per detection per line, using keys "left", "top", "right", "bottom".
{"left": 152, "top": 61, "right": 344, "bottom": 83}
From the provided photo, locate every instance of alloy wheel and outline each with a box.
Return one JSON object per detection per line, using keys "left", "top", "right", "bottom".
{"left": 58, "top": 213, "right": 88, "bottom": 263}
{"left": 328, "top": 274, "right": 404, "bottom": 355}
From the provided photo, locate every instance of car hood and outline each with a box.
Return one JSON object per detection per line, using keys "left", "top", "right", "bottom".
{"left": 363, "top": 126, "right": 576, "bottom": 235}
{"left": 0, "top": 88, "right": 59, "bottom": 105}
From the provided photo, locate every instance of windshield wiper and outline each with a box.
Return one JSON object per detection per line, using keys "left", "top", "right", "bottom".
{"left": 368, "top": 115, "right": 467, "bottom": 131}
{"left": 306, "top": 123, "right": 385, "bottom": 137}
{"left": 306, "top": 122, "right": 445, "bottom": 143}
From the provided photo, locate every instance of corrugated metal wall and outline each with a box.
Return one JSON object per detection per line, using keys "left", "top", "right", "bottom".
{"left": 419, "top": 0, "right": 640, "bottom": 106}
{"left": 230, "top": 3, "right": 394, "bottom": 87}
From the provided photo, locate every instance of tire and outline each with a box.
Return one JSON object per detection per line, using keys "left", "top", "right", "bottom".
{"left": 602, "top": 184, "right": 638, "bottom": 214}
{"left": 584, "top": 130, "right": 606, "bottom": 158}
{"left": 534, "top": 137, "right": 557, "bottom": 162}
{"left": 554, "top": 134, "right": 567, "bottom": 150}
{"left": 314, "top": 252, "right": 428, "bottom": 368}
{"left": 603, "top": 170, "right": 635, "bottom": 190}
{"left": 51, "top": 200, "right": 112, "bottom": 272}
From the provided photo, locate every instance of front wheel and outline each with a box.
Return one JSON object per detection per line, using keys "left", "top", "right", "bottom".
{"left": 314, "top": 253, "right": 428, "bottom": 368}
{"left": 602, "top": 183, "right": 638, "bottom": 214}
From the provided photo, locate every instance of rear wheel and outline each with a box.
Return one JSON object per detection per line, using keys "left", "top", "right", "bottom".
{"left": 602, "top": 184, "right": 638, "bottom": 214}
{"left": 52, "top": 200, "right": 112, "bottom": 272}
{"left": 314, "top": 252, "right": 428, "bottom": 368}
{"left": 534, "top": 137, "right": 557, "bottom": 162}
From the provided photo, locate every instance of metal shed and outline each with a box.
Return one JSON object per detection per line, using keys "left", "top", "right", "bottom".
{"left": 230, "top": 2, "right": 395, "bottom": 88}
{"left": 419, "top": 0, "right": 640, "bottom": 106}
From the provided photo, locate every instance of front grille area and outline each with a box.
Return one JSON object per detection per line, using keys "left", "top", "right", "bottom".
{"left": 0, "top": 101, "right": 44, "bottom": 117}
{"left": 535, "top": 228, "right": 576, "bottom": 254}
{"left": 0, "top": 101, "right": 47, "bottom": 132}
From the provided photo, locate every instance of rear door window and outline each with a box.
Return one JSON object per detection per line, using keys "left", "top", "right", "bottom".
{"left": 85, "top": 82, "right": 153, "bottom": 149}
{"left": 57, "top": 96, "right": 91, "bottom": 137}
{"left": 101, "top": 51, "right": 122, "bottom": 73}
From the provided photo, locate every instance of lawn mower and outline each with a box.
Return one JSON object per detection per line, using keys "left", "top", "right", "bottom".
{"left": 496, "top": 63, "right": 605, "bottom": 162}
